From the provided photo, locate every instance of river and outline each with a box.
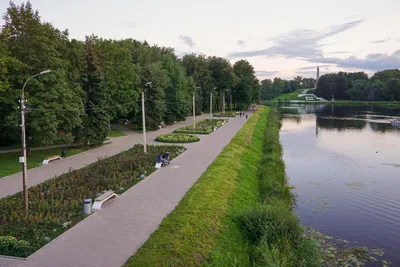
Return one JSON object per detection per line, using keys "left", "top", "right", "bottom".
{"left": 279, "top": 104, "right": 400, "bottom": 265}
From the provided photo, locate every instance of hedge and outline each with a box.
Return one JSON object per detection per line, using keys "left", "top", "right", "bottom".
{"left": 155, "top": 134, "right": 200, "bottom": 143}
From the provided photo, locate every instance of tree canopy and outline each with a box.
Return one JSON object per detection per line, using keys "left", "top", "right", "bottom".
{"left": 0, "top": 1, "right": 260, "bottom": 147}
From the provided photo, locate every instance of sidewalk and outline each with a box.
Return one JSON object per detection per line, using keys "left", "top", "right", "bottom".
{"left": 0, "top": 115, "right": 209, "bottom": 199}
{"left": 0, "top": 113, "right": 251, "bottom": 267}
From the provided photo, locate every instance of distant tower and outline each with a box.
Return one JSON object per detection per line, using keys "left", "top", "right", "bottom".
{"left": 315, "top": 66, "right": 320, "bottom": 89}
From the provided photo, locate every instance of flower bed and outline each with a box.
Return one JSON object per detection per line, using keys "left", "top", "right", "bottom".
{"left": 213, "top": 111, "right": 237, "bottom": 117}
{"left": 173, "top": 119, "right": 227, "bottom": 134}
{"left": 0, "top": 144, "right": 185, "bottom": 257}
{"left": 155, "top": 134, "right": 199, "bottom": 143}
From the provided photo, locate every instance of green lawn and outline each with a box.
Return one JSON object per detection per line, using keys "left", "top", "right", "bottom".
{"left": 125, "top": 107, "right": 266, "bottom": 266}
{"left": 0, "top": 147, "right": 90, "bottom": 178}
{"left": 108, "top": 127, "right": 127, "bottom": 137}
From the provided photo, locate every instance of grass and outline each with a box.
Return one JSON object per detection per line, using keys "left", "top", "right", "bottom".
{"left": 270, "top": 89, "right": 314, "bottom": 102}
{"left": 125, "top": 107, "right": 266, "bottom": 267}
{"left": 108, "top": 127, "right": 127, "bottom": 137}
{"left": 204, "top": 106, "right": 269, "bottom": 266}
{"left": 243, "top": 110, "right": 321, "bottom": 267}
{"left": 0, "top": 146, "right": 101, "bottom": 178}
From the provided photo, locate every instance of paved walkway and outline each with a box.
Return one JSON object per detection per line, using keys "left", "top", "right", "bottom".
{"left": 0, "top": 115, "right": 210, "bottom": 199}
{"left": 0, "top": 113, "right": 252, "bottom": 267}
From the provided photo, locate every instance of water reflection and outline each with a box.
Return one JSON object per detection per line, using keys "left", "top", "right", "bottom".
{"left": 279, "top": 105, "right": 400, "bottom": 266}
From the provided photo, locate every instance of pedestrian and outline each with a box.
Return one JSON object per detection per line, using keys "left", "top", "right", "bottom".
{"left": 239, "top": 112, "right": 242, "bottom": 117}
{"left": 246, "top": 114, "right": 248, "bottom": 119}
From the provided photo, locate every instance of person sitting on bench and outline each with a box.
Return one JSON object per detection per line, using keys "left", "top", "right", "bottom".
{"left": 162, "top": 152, "right": 170, "bottom": 166}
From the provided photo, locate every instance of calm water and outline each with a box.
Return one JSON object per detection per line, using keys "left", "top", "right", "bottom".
{"left": 280, "top": 104, "right": 400, "bottom": 265}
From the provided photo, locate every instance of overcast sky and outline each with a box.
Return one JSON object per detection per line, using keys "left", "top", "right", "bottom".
{"left": 1, "top": 0, "right": 400, "bottom": 80}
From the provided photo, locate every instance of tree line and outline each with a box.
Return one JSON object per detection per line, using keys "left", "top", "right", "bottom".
{"left": 0, "top": 2, "right": 260, "bottom": 147}
{"left": 316, "top": 69, "right": 400, "bottom": 101}
{"left": 260, "top": 76, "right": 316, "bottom": 100}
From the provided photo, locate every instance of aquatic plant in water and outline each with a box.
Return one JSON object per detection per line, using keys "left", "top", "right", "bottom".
{"left": 305, "top": 227, "right": 389, "bottom": 266}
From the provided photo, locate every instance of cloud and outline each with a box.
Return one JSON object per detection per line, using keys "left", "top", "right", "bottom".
{"left": 309, "top": 50, "right": 400, "bottom": 70}
{"left": 370, "top": 38, "right": 391, "bottom": 44}
{"left": 228, "top": 19, "right": 363, "bottom": 59}
{"left": 296, "top": 70, "right": 324, "bottom": 77}
{"left": 237, "top": 40, "right": 246, "bottom": 47}
{"left": 325, "top": 51, "right": 351, "bottom": 54}
{"left": 126, "top": 21, "right": 136, "bottom": 28}
{"left": 179, "top": 35, "right": 195, "bottom": 48}
{"left": 297, "top": 64, "right": 331, "bottom": 71}
{"left": 255, "top": 70, "right": 279, "bottom": 77}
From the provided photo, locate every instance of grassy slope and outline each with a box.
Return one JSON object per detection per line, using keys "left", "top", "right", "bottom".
{"left": 0, "top": 147, "right": 94, "bottom": 178}
{"left": 269, "top": 88, "right": 317, "bottom": 102}
{"left": 204, "top": 107, "right": 269, "bottom": 266}
{"left": 125, "top": 107, "right": 267, "bottom": 267}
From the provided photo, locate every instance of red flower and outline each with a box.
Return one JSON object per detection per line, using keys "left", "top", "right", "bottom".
{"left": 15, "top": 235, "right": 19, "bottom": 239}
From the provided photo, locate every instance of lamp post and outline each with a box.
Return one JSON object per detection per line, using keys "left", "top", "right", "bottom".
{"left": 21, "top": 70, "right": 51, "bottom": 214}
{"left": 142, "top": 82, "right": 152, "bottom": 153}
{"left": 193, "top": 86, "right": 200, "bottom": 128}
{"left": 210, "top": 87, "right": 216, "bottom": 121}
{"left": 223, "top": 89, "right": 228, "bottom": 115}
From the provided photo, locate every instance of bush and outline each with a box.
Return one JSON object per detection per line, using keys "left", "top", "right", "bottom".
{"left": 174, "top": 119, "right": 227, "bottom": 134}
{"left": 238, "top": 200, "right": 301, "bottom": 245}
{"left": 155, "top": 134, "right": 199, "bottom": 143}
{"left": 213, "top": 111, "right": 237, "bottom": 117}
{"left": 0, "top": 144, "right": 185, "bottom": 257}
{"left": 0, "top": 236, "right": 34, "bottom": 257}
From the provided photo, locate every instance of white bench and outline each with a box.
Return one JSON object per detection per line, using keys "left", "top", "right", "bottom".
{"left": 92, "top": 190, "right": 117, "bottom": 210}
{"left": 42, "top": 155, "right": 62, "bottom": 164}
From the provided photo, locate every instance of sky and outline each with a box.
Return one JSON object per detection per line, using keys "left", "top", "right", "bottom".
{"left": 1, "top": 0, "right": 400, "bottom": 80}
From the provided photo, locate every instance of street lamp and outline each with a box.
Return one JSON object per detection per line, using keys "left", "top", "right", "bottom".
{"left": 210, "top": 87, "right": 216, "bottom": 121}
{"left": 193, "top": 87, "right": 200, "bottom": 128}
{"left": 142, "top": 82, "right": 151, "bottom": 153}
{"left": 223, "top": 89, "right": 228, "bottom": 115}
{"left": 21, "top": 70, "right": 51, "bottom": 214}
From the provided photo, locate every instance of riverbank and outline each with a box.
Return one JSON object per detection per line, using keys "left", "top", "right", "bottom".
{"left": 125, "top": 107, "right": 321, "bottom": 266}
{"left": 262, "top": 100, "right": 400, "bottom": 107}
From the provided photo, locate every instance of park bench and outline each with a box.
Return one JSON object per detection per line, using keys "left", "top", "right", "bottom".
{"left": 42, "top": 155, "right": 62, "bottom": 165}
{"left": 92, "top": 190, "right": 117, "bottom": 210}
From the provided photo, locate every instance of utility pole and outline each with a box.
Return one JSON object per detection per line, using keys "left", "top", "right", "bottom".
{"left": 210, "top": 92, "right": 212, "bottom": 122}
{"left": 142, "top": 82, "right": 152, "bottom": 153}
{"left": 223, "top": 91, "right": 225, "bottom": 114}
{"left": 193, "top": 92, "right": 196, "bottom": 128}
{"left": 20, "top": 70, "right": 51, "bottom": 214}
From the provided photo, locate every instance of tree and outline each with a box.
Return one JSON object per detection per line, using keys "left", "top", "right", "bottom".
{"left": 80, "top": 40, "right": 109, "bottom": 145}
{"left": 208, "top": 56, "right": 234, "bottom": 111}
{"left": 260, "top": 79, "right": 273, "bottom": 100}
{"left": 233, "top": 60, "right": 257, "bottom": 109}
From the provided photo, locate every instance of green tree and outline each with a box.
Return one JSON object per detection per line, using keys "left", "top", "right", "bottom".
{"left": 80, "top": 40, "right": 109, "bottom": 145}
{"left": 233, "top": 59, "right": 257, "bottom": 109}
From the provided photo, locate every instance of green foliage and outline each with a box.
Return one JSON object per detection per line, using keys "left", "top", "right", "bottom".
{"left": 0, "top": 144, "right": 184, "bottom": 257}
{"left": 173, "top": 119, "right": 226, "bottom": 134}
{"left": 212, "top": 111, "right": 237, "bottom": 117}
{"left": 316, "top": 70, "right": 400, "bottom": 101}
{"left": 155, "top": 134, "right": 199, "bottom": 143}
{"left": 0, "top": 236, "right": 34, "bottom": 257}
{"left": 233, "top": 59, "right": 259, "bottom": 109}
{"left": 125, "top": 107, "right": 266, "bottom": 267}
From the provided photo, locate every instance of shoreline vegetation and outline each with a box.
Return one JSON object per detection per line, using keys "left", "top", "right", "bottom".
{"left": 261, "top": 100, "right": 400, "bottom": 107}
{"left": 125, "top": 107, "right": 322, "bottom": 266}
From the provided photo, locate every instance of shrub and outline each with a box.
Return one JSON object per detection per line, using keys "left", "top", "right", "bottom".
{"left": 213, "top": 111, "right": 237, "bottom": 117}
{"left": 0, "top": 236, "right": 34, "bottom": 257}
{"left": 174, "top": 119, "right": 227, "bottom": 134}
{"left": 238, "top": 200, "right": 301, "bottom": 245}
{"left": 155, "top": 134, "right": 199, "bottom": 143}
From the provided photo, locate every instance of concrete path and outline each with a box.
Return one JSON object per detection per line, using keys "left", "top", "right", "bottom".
{"left": 0, "top": 115, "right": 210, "bottom": 199}
{"left": 0, "top": 113, "right": 251, "bottom": 267}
